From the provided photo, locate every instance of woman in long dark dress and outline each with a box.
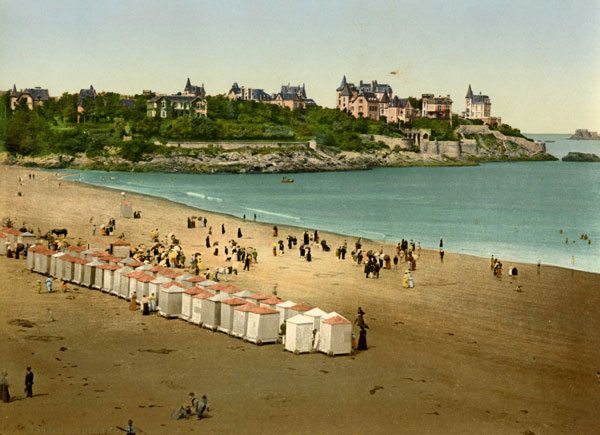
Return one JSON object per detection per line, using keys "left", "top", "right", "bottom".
{"left": 237, "top": 228, "right": 242, "bottom": 238}
{"left": 357, "top": 327, "right": 368, "bottom": 350}
{"left": 1, "top": 371, "right": 10, "bottom": 403}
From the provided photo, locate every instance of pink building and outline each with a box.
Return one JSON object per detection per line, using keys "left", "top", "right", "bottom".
{"left": 421, "top": 94, "right": 453, "bottom": 119}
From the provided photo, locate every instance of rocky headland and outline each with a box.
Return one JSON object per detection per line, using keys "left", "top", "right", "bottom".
{"left": 569, "top": 129, "right": 600, "bottom": 140}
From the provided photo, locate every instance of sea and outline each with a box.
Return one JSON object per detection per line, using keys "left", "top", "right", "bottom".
{"left": 62, "top": 133, "right": 600, "bottom": 273}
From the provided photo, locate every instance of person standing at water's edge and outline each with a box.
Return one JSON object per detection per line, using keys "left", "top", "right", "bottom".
{"left": 24, "top": 367, "right": 34, "bottom": 398}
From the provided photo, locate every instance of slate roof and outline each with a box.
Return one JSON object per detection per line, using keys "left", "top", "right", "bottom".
{"left": 280, "top": 83, "right": 306, "bottom": 99}
{"left": 471, "top": 94, "right": 490, "bottom": 104}
{"left": 184, "top": 78, "right": 205, "bottom": 96}
{"left": 465, "top": 84, "right": 473, "bottom": 99}
{"left": 148, "top": 95, "right": 203, "bottom": 103}
{"left": 336, "top": 76, "right": 348, "bottom": 92}
{"left": 11, "top": 86, "right": 50, "bottom": 102}
{"left": 120, "top": 99, "right": 135, "bottom": 109}
{"left": 78, "top": 85, "right": 97, "bottom": 105}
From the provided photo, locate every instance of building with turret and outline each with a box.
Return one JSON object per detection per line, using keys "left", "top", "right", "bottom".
{"left": 9, "top": 85, "right": 50, "bottom": 110}
{"left": 147, "top": 78, "right": 207, "bottom": 119}
{"left": 462, "top": 84, "right": 501, "bottom": 125}
{"left": 227, "top": 82, "right": 315, "bottom": 110}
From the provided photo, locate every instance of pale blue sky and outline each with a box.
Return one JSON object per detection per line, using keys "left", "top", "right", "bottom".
{"left": 1, "top": 0, "right": 599, "bottom": 133}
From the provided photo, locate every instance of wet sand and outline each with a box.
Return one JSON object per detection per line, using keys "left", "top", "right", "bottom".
{"left": 1, "top": 165, "right": 599, "bottom": 434}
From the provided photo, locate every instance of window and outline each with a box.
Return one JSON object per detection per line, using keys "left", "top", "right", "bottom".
{"left": 359, "top": 106, "right": 363, "bottom": 111}
{"left": 161, "top": 110, "right": 166, "bottom": 118}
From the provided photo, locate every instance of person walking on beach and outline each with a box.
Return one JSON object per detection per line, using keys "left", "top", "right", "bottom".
{"left": 1, "top": 371, "right": 10, "bottom": 403}
{"left": 252, "top": 248, "right": 258, "bottom": 264}
{"left": 129, "top": 292, "right": 137, "bottom": 310}
{"left": 149, "top": 293, "right": 157, "bottom": 312}
{"left": 439, "top": 237, "right": 443, "bottom": 249}
{"left": 221, "top": 223, "right": 225, "bottom": 235}
{"left": 141, "top": 295, "right": 150, "bottom": 315}
{"left": 273, "top": 226, "right": 278, "bottom": 237}
{"left": 205, "top": 236, "right": 210, "bottom": 248}
{"left": 357, "top": 327, "right": 368, "bottom": 351}
{"left": 24, "top": 367, "right": 33, "bottom": 398}
{"left": 237, "top": 228, "right": 242, "bottom": 238}
{"left": 439, "top": 249, "right": 444, "bottom": 263}
{"left": 243, "top": 256, "right": 251, "bottom": 271}
{"left": 303, "top": 231, "right": 309, "bottom": 245}
{"left": 45, "top": 277, "right": 53, "bottom": 293}
{"left": 355, "top": 307, "right": 368, "bottom": 329}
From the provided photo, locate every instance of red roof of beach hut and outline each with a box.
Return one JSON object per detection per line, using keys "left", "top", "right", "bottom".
{"left": 290, "top": 302, "right": 312, "bottom": 312}
{"left": 127, "top": 260, "right": 145, "bottom": 268}
{"left": 186, "top": 276, "right": 211, "bottom": 284}
{"left": 246, "top": 293, "right": 270, "bottom": 301}
{"left": 235, "top": 303, "right": 261, "bottom": 312}
{"left": 102, "top": 254, "right": 123, "bottom": 263}
{"left": 71, "top": 257, "right": 90, "bottom": 265}
{"left": 222, "top": 297, "right": 248, "bottom": 306}
{"left": 124, "top": 270, "right": 146, "bottom": 279}
{"left": 66, "top": 246, "right": 86, "bottom": 254}
{"left": 322, "top": 316, "right": 351, "bottom": 325}
{"left": 136, "top": 273, "right": 156, "bottom": 283}
{"left": 192, "top": 289, "right": 215, "bottom": 299}
{"left": 184, "top": 287, "right": 206, "bottom": 295}
{"left": 97, "top": 264, "right": 122, "bottom": 271}
{"left": 261, "top": 296, "right": 283, "bottom": 305}
{"left": 36, "top": 247, "right": 57, "bottom": 256}
{"left": 1, "top": 227, "right": 22, "bottom": 235}
{"left": 162, "top": 281, "right": 183, "bottom": 289}
{"left": 111, "top": 240, "right": 131, "bottom": 246}
{"left": 247, "top": 305, "right": 278, "bottom": 315}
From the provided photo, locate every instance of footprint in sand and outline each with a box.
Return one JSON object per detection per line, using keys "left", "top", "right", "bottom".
{"left": 369, "top": 385, "right": 384, "bottom": 395}
{"left": 319, "top": 370, "right": 329, "bottom": 374}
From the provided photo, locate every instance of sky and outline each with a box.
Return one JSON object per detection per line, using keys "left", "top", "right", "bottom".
{"left": 1, "top": 0, "right": 599, "bottom": 133}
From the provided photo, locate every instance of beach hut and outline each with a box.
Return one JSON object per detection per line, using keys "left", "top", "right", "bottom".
{"left": 18, "top": 232, "right": 36, "bottom": 247}
{"left": 82, "top": 260, "right": 103, "bottom": 288}
{"left": 87, "top": 238, "right": 106, "bottom": 251}
{"left": 180, "top": 287, "right": 206, "bottom": 321}
{"left": 260, "top": 296, "right": 283, "bottom": 310}
{"left": 136, "top": 273, "right": 156, "bottom": 301}
{"left": 119, "top": 270, "right": 142, "bottom": 299}
{"left": 85, "top": 250, "right": 108, "bottom": 263}
{"left": 318, "top": 312, "right": 352, "bottom": 356}
{"left": 102, "top": 254, "right": 123, "bottom": 266}
{"left": 120, "top": 201, "right": 133, "bottom": 218}
{"left": 27, "top": 245, "right": 41, "bottom": 270}
{"left": 183, "top": 275, "right": 213, "bottom": 289}
{"left": 245, "top": 293, "right": 270, "bottom": 306}
{"left": 231, "top": 303, "right": 255, "bottom": 338}
{"left": 0, "top": 233, "right": 8, "bottom": 255}
{"left": 62, "top": 255, "right": 82, "bottom": 283}
{"left": 72, "top": 257, "right": 90, "bottom": 285}
{"left": 110, "top": 240, "right": 131, "bottom": 258}
{"left": 175, "top": 273, "right": 195, "bottom": 285}
{"left": 288, "top": 302, "right": 313, "bottom": 319}
{"left": 147, "top": 276, "right": 171, "bottom": 303}
{"left": 158, "top": 281, "right": 185, "bottom": 318}
{"left": 233, "top": 289, "right": 255, "bottom": 301}
{"left": 275, "top": 300, "right": 297, "bottom": 327}
{"left": 129, "top": 271, "right": 153, "bottom": 300}
{"left": 285, "top": 314, "right": 314, "bottom": 354}
{"left": 112, "top": 265, "right": 133, "bottom": 296}
{"left": 147, "top": 265, "right": 166, "bottom": 277}
{"left": 50, "top": 252, "right": 66, "bottom": 278}
{"left": 1, "top": 227, "right": 21, "bottom": 244}
{"left": 93, "top": 262, "right": 116, "bottom": 290}
{"left": 218, "top": 298, "right": 248, "bottom": 334}
{"left": 201, "top": 292, "right": 232, "bottom": 331}
{"left": 34, "top": 247, "right": 56, "bottom": 275}
{"left": 119, "top": 257, "right": 142, "bottom": 268}
{"left": 135, "top": 264, "right": 154, "bottom": 273}
{"left": 304, "top": 307, "right": 327, "bottom": 332}
{"left": 190, "top": 288, "right": 215, "bottom": 325}
{"left": 245, "top": 305, "right": 280, "bottom": 345}
{"left": 208, "top": 283, "right": 234, "bottom": 296}
{"left": 101, "top": 264, "right": 122, "bottom": 293}
{"left": 65, "top": 245, "right": 86, "bottom": 259}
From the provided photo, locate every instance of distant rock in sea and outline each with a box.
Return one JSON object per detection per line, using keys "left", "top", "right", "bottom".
{"left": 561, "top": 152, "right": 600, "bottom": 162}
{"left": 569, "top": 129, "right": 600, "bottom": 140}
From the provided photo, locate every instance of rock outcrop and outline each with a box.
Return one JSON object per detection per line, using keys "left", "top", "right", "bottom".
{"left": 569, "top": 129, "right": 600, "bottom": 140}
{"left": 561, "top": 152, "right": 600, "bottom": 162}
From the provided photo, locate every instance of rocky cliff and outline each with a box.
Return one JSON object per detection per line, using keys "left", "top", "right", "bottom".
{"left": 569, "top": 129, "right": 600, "bottom": 140}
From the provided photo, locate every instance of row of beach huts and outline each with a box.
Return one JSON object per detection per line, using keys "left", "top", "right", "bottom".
{"left": 12, "top": 234, "right": 353, "bottom": 356}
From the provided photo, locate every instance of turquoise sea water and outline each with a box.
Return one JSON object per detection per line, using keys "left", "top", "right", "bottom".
{"left": 63, "top": 134, "right": 600, "bottom": 273}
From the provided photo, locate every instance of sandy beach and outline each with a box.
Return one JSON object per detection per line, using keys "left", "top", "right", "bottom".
{"left": 1, "top": 165, "right": 599, "bottom": 434}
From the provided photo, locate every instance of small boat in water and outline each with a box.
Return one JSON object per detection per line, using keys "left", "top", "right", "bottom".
{"left": 282, "top": 176, "right": 294, "bottom": 183}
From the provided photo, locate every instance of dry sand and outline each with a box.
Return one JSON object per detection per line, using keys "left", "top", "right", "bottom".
{"left": 1, "top": 165, "right": 599, "bottom": 434}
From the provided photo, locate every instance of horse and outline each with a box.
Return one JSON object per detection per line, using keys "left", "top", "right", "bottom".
{"left": 51, "top": 228, "right": 68, "bottom": 238}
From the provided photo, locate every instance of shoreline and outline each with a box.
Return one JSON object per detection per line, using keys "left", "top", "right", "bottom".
{"left": 56, "top": 166, "right": 598, "bottom": 276}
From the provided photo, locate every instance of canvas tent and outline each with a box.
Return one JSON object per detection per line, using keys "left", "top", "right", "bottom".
{"left": 260, "top": 296, "right": 283, "bottom": 310}
{"left": 120, "top": 201, "right": 133, "bottom": 218}
{"left": 201, "top": 292, "right": 232, "bottom": 331}
{"left": 319, "top": 312, "right": 352, "bottom": 356}
{"left": 18, "top": 232, "right": 36, "bottom": 247}
{"left": 218, "top": 298, "right": 248, "bottom": 334}
{"left": 82, "top": 260, "right": 103, "bottom": 287}
{"left": 304, "top": 307, "right": 327, "bottom": 332}
{"left": 158, "top": 281, "right": 185, "bottom": 318}
{"left": 275, "top": 300, "right": 297, "bottom": 327}
{"left": 285, "top": 314, "right": 314, "bottom": 354}
{"left": 110, "top": 240, "right": 131, "bottom": 258}
{"left": 245, "top": 305, "right": 280, "bottom": 345}
{"left": 181, "top": 287, "right": 206, "bottom": 321}
{"left": 190, "top": 288, "right": 215, "bottom": 325}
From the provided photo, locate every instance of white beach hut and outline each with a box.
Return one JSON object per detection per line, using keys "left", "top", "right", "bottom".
{"left": 175, "top": 273, "right": 195, "bottom": 286}
{"left": 190, "top": 288, "right": 215, "bottom": 325}
{"left": 50, "top": 252, "right": 66, "bottom": 279}
{"left": 82, "top": 260, "right": 103, "bottom": 287}
{"left": 119, "top": 257, "right": 141, "bottom": 267}
{"left": 120, "top": 201, "right": 133, "bottom": 218}
{"left": 65, "top": 245, "right": 86, "bottom": 259}
{"left": 61, "top": 255, "right": 80, "bottom": 283}
{"left": 101, "top": 264, "right": 122, "bottom": 293}
{"left": 120, "top": 270, "right": 142, "bottom": 299}
{"left": 231, "top": 303, "right": 255, "bottom": 338}
{"left": 102, "top": 254, "right": 123, "bottom": 266}
{"left": 34, "top": 247, "right": 56, "bottom": 275}
{"left": 201, "top": 292, "right": 232, "bottom": 331}
{"left": 218, "top": 298, "right": 248, "bottom": 334}
{"left": 304, "top": 307, "right": 327, "bottom": 332}
{"left": 245, "top": 293, "right": 270, "bottom": 306}
{"left": 93, "top": 263, "right": 112, "bottom": 290}
{"left": 136, "top": 273, "right": 157, "bottom": 301}
{"left": 112, "top": 265, "right": 133, "bottom": 296}
{"left": 135, "top": 264, "right": 154, "bottom": 273}
{"left": 85, "top": 250, "right": 108, "bottom": 263}
{"left": 245, "top": 305, "right": 280, "bottom": 345}
{"left": 181, "top": 287, "right": 206, "bottom": 321}
{"left": 147, "top": 276, "right": 171, "bottom": 303}
{"left": 285, "top": 314, "right": 314, "bottom": 354}
{"left": 158, "top": 281, "right": 185, "bottom": 318}
{"left": 110, "top": 240, "right": 131, "bottom": 258}
{"left": 288, "top": 302, "right": 313, "bottom": 319}
{"left": 72, "top": 257, "right": 90, "bottom": 285}
{"left": 208, "top": 283, "right": 235, "bottom": 296}
{"left": 147, "top": 265, "right": 167, "bottom": 277}
{"left": 275, "top": 300, "right": 297, "bottom": 327}
{"left": 0, "top": 233, "right": 8, "bottom": 256}
{"left": 233, "top": 289, "right": 255, "bottom": 301}
{"left": 27, "top": 245, "right": 41, "bottom": 270}
{"left": 319, "top": 313, "right": 352, "bottom": 356}
{"left": 18, "top": 232, "right": 36, "bottom": 247}
{"left": 183, "top": 276, "right": 214, "bottom": 289}
{"left": 260, "top": 296, "right": 283, "bottom": 310}
{"left": 1, "top": 227, "right": 21, "bottom": 244}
